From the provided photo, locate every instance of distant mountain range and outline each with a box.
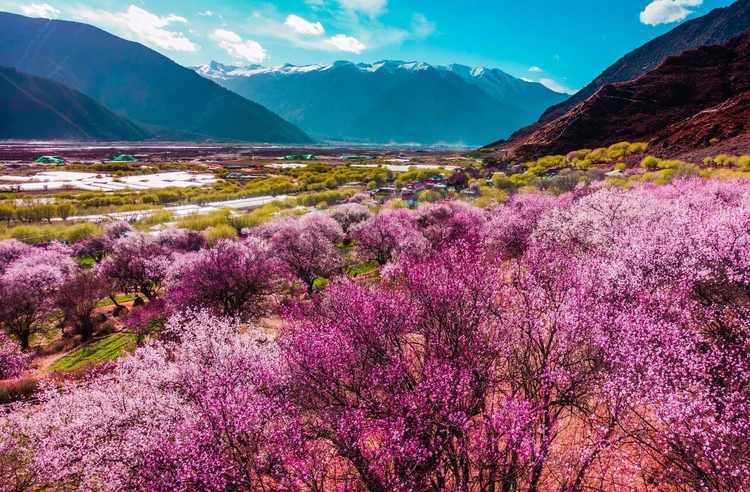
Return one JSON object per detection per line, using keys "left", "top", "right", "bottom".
{"left": 0, "top": 66, "right": 150, "bottom": 140}
{"left": 489, "top": 0, "right": 750, "bottom": 160}
{"left": 0, "top": 11, "right": 311, "bottom": 143}
{"left": 195, "top": 60, "right": 567, "bottom": 145}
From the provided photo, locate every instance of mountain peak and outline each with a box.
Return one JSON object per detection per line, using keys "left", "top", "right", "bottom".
{"left": 195, "top": 59, "right": 522, "bottom": 79}
{"left": 193, "top": 57, "right": 567, "bottom": 145}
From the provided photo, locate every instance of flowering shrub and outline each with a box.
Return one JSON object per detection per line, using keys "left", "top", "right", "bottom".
{"left": 351, "top": 208, "right": 428, "bottom": 265}
{"left": 0, "top": 246, "right": 75, "bottom": 349}
{"left": 252, "top": 213, "right": 344, "bottom": 294}
{"left": 0, "top": 331, "right": 27, "bottom": 379}
{"left": 327, "top": 203, "right": 373, "bottom": 235}
{"left": 5, "top": 312, "right": 295, "bottom": 491}
{"left": 155, "top": 227, "right": 206, "bottom": 252}
{"left": 165, "top": 239, "right": 279, "bottom": 320}
{"left": 95, "top": 232, "right": 172, "bottom": 301}
{"left": 3, "top": 181, "right": 750, "bottom": 490}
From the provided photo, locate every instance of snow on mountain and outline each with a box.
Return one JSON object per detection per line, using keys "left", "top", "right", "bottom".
{"left": 193, "top": 59, "right": 538, "bottom": 82}
{"left": 191, "top": 59, "right": 568, "bottom": 145}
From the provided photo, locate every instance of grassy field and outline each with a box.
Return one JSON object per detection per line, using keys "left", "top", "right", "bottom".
{"left": 347, "top": 261, "right": 379, "bottom": 277}
{"left": 50, "top": 332, "right": 137, "bottom": 372}
{"left": 95, "top": 293, "right": 137, "bottom": 308}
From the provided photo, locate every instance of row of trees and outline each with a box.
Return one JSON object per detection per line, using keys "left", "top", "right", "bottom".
{"left": 0, "top": 202, "right": 77, "bottom": 224}
{"left": 2, "top": 178, "right": 750, "bottom": 490}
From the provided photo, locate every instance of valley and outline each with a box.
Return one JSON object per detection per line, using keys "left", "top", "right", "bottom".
{"left": 2, "top": 0, "right": 750, "bottom": 490}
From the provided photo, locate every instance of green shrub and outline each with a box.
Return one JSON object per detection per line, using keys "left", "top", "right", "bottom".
{"left": 640, "top": 156, "right": 660, "bottom": 171}
{"left": 573, "top": 159, "right": 593, "bottom": 170}
{"left": 63, "top": 223, "right": 100, "bottom": 243}
{"left": 417, "top": 190, "right": 443, "bottom": 203}
{"left": 474, "top": 186, "right": 509, "bottom": 207}
{"left": 607, "top": 142, "right": 631, "bottom": 160}
{"left": 714, "top": 154, "right": 738, "bottom": 167}
{"left": 139, "top": 209, "right": 174, "bottom": 227}
{"left": 6, "top": 225, "right": 52, "bottom": 243}
{"left": 628, "top": 142, "right": 649, "bottom": 154}
{"left": 177, "top": 209, "right": 232, "bottom": 231}
{"left": 587, "top": 148, "right": 611, "bottom": 163}
{"left": 205, "top": 224, "right": 238, "bottom": 244}
{"left": 0, "top": 204, "right": 16, "bottom": 224}
{"left": 384, "top": 199, "right": 409, "bottom": 209}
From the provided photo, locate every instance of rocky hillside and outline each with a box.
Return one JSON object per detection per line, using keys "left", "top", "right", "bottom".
{"left": 540, "top": 0, "right": 750, "bottom": 123}
{"left": 489, "top": 31, "right": 750, "bottom": 161}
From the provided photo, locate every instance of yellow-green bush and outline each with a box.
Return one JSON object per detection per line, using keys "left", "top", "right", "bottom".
{"left": 205, "top": 224, "right": 238, "bottom": 244}
{"left": 640, "top": 156, "right": 661, "bottom": 170}
{"left": 138, "top": 210, "right": 174, "bottom": 227}
{"left": 3, "top": 222, "right": 102, "bottom": 244}
{"left": 63, "top": 223, "right": 100, "bottom": 243}
{"left": 177, "top": 209, "right": 232, "bottom": 231}
{"left": 627, "top": 142, "right": 649, "bottom": 154}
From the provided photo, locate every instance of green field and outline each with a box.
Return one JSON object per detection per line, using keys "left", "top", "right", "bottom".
{"left": 50, "top": 332, "right": 137, "bottom": 372}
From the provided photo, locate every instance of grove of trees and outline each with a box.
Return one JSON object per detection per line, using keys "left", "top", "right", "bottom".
{"left": 1, "top": 177, "right": 749, "bottom": 491}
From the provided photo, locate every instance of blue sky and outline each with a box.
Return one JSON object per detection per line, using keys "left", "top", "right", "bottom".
{"left": 0, "top": 0, "right": 736, "bottom": 93}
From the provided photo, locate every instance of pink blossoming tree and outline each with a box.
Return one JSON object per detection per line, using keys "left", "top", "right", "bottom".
{"left": 0, "top": 248, "right": 74, "bottom": 349}
{"left": 165, "top": 238, "right": 279, "bottom": 320}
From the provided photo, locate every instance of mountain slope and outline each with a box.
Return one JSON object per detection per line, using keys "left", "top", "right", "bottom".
{"left": 489, "top": 32, "right": 750, "bottom": 161}
{"left": 0, "top": 66, "right": 150, "bottom": 140}
{"left": 196, "top": 60, "right": 567, "bottom": 145}
{"left": 539, "top": 0, "right": 750, "bottom": 123}
{"left": 0, "top": 11, "right": 311, "bottom": 143}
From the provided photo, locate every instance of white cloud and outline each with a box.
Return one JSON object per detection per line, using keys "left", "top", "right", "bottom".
{"left": 20, "top": 3, "right": 59, "bottom": 18}
{"left": 538, "top": 78, "right": 575, "bottom": 95}
{"left": 246, "top": 10, "right": 370, "bottom": 53}
{"left": 411, "top": 13, "right": 435, "bottom": 39}
{"left": 198, "top": 10, "right": 214, "bottom": 17}
{"left": 522, "top": 76, "right": 575, "bottom": 94}
{"left": 528, "top": 66, "right": 543, "bottom": 73}
{"left": 337, "top": 0, "right": 387, "bottom": 17}
{"left": 74, "top": 5, "right": 198, "bottom": 52}
{"left": 211, "top": 29, "right": 267, "bottom": 63}
{"left": 640, "top": 0, "right": 703, "bottom": 26}
{"left": 244, "top": 5, "right": 424, "bottom": 54}
{"left": 326, "top": 34, "right": 366, "bottom": 53}
{"left": 285, "top": 14, "right": 325, "bottom": 36}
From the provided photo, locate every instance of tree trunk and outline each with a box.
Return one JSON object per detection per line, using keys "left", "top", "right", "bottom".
{"left": 78, "top": 315, "right": 95, "bottom": 342}
{"left": 18, "top": 328, "right": 31, "bottom": 350}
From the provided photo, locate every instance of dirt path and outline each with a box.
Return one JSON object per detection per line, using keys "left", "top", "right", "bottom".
{"left": 31, "top": 351, "right": 69, "bottom": 377}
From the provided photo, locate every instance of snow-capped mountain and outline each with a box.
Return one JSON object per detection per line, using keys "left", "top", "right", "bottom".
{"left": 194, "top": 60, "right": 567, "bottom": 145}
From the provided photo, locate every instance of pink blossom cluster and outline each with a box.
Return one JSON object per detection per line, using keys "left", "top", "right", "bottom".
{"left": 0, "top": 331, "right": 27, "bottom": 379}
{"left": 0, "top": 244, "right": 75, "bottom": 349}
{"left": 2, "top": 178, "right": 750, "bottom": 490}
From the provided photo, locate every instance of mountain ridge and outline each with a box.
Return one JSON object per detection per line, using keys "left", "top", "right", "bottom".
{"left": 194, "top": 59, "right": 567, "bottom": 145}
{"left": 538, "top": 0, "right": 750, "bottom": 124}
{"left": 0, "top": 65, "right": 150, "bottom": 141}
{"left": 0, "top": 11, "right": 312, "bottom": 143}
{"left": 488, "top": 31, "right": 750, "bottom": 161}
{"left": 488, "top": 0, "right": 750, "bottom": 160}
